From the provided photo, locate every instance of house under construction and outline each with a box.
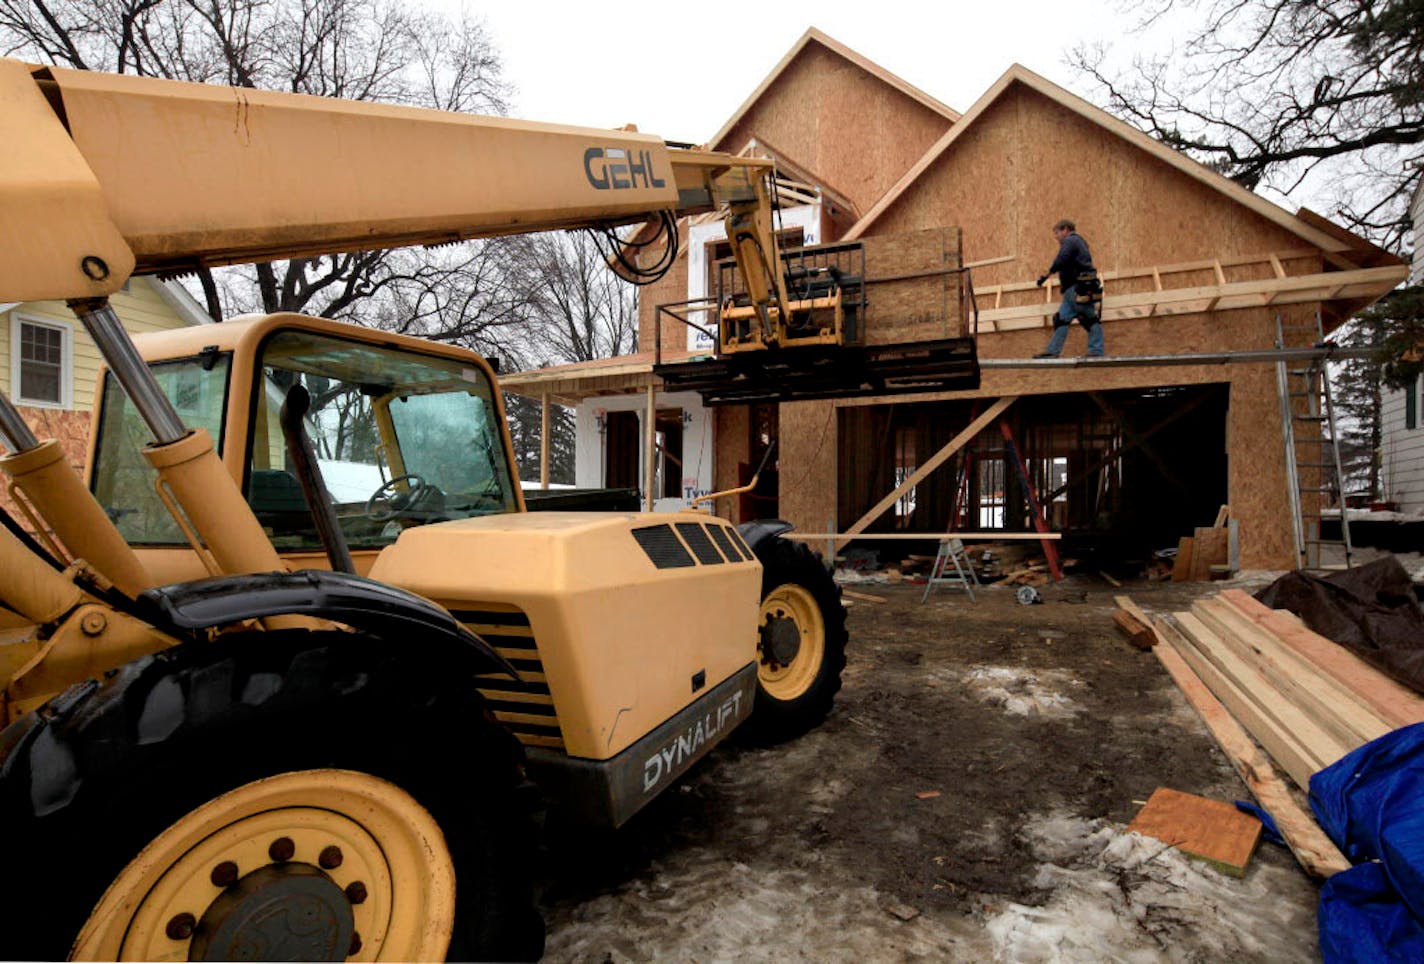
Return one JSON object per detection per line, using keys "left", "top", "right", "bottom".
{"left": 501, "top": 28, "right": 1408, "bottom": 571}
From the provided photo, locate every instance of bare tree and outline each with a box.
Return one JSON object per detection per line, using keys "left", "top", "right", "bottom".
{"left": 1073, "top": 0, "right": 1422, "bottom": 250}
{"left": 506, "top": 232, "right": 639, "bottom": 366}
{"left": 500, "top": 231, "right": 640, "bottom": 485}
{"left": 0, "top": 0, "right": 512, "bottom": 330}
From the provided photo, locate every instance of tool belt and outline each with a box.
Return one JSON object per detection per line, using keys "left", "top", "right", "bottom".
{"left": 1074, "top": 270, "right": 1103, "bottom": 306}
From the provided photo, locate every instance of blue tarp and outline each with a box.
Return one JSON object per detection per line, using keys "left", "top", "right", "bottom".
{"left": 1310, "top": 722, "right": 1424, "bottom": 962}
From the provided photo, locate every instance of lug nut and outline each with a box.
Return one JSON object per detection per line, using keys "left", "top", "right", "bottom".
{"left": 165, "top": 912, "right": 196, "bottom": 941}
{"left": 345, "top": 881, "right": 368, "bottom": 905}
{"left": 348, "top": 931, "right": 363, "bottom": 957}
{"left": 268, "top": 837, "right": 295, "bottom": 862}
{"left": 210, "top": 860, "right": 239, "bottom": 887}
{"left": 319, "top": 845, "right": 344, "bottom": 870}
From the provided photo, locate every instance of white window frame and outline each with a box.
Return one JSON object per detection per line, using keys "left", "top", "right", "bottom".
{"left": 10, "top": 314, "right": 73, "bottom": 410}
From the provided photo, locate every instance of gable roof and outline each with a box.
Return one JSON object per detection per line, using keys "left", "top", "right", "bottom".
{"left": 706, "top": 27, "right": 959, "bottom": 151}
{"left": 735, "top": 135, "right": 862, "bottom": 226}
{"left": 845, "top": 63, "right": 1350, "bottom": 253}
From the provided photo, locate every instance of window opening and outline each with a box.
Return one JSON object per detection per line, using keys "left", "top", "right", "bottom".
{"left": 655, "top": 408, "right": 684, "bottom": 500}
{"left": 16, "top": 319, "right": 66, "bottom": 406}
{"left": 893, "top": 426, "right": 917, "bottom": 526}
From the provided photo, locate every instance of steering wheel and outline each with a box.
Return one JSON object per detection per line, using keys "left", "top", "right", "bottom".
{"left": 365, "top": 473, "right": 434, "bottom": 522}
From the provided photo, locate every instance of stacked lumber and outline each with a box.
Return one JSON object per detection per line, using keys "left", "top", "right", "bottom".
{"left": 1131, "top": 587, "right": 1424, "bottom": 878}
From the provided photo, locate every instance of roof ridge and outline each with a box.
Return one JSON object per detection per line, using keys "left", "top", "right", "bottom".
{"left": 706, "top": 26, "right": 958, "bottom": 151}
{"left": 847, "top": 63, "right": 1350, "bottom": 253}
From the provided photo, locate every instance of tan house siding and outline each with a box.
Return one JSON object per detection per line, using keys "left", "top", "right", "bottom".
{"left": 3, "top": 278, "right": 201, "bottom": 415}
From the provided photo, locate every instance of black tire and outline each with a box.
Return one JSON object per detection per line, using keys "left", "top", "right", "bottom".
{"left": 0, "top": 631, "right": 544, "bottom": 962}
{"left": 740, "top": 536, "right": 848, "bottom": 744}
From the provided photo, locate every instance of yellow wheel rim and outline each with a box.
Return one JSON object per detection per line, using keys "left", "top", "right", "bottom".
{"left": 72, "top": 769, "right": 456, "bottom": 963}
{"left": 757, "top": 582, "right": 825, "bottom": 701}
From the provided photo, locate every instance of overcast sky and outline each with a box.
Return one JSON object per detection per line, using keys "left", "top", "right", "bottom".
{"left": 474, "top": 2, "right": 1150, "bottom": 143}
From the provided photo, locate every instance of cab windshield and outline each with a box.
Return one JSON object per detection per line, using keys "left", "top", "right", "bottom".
{"left": 249, "top": 329, "right": 517, "bottom": 551}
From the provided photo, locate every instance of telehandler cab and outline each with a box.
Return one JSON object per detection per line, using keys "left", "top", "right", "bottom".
{"left": 0, "top": 59, "right": 847, "bottom": 960}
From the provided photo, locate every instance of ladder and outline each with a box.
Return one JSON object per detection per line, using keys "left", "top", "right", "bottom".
{"left": 1275, "top": 313, "right": 1353, "bottom": 569}
{"left": 921, "top": 538, "right": 980, "bottom": 603}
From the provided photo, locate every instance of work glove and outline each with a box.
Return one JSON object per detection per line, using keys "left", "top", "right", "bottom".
{"left": 1036, "top": 275, "right": 1048, "bottom": 287}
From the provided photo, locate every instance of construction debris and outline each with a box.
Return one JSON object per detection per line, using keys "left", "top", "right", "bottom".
{"left": 1127, "top": 788, "right": 1263, "bottom": 877}
{"left": 1111, "top": 608, "right": 1156, "bottom": 651}
{"left": 1128, "top": 580, "right": 1424, "bottom": 879}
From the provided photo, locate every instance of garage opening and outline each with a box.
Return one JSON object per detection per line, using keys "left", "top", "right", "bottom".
{"left": 837, "top": 384, "right": 1229, "bottom": 560}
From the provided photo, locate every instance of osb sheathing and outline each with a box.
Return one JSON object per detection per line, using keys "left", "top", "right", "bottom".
{"left": 755, "top": 82, "right": 1335, "bottom": 569}
{"left": 859, "top": 228, "right": 966, "bottom": 342}
{"left": 773, "top": 302, "right": 1320, "bottom": 570}
{"left": 0, "top": 407, "right": 93, "bottom": 534}
{"left": 635, "top": 230, "right": 691, "bottom": 354}
{"left": 713, "top": 405, "right": 750, "bottom": 521}
{"left": 868, "top": 83, "right": 1316, "bottom": 287}
{"left": 712, "top": 43, "right": 952, "bottom": 217}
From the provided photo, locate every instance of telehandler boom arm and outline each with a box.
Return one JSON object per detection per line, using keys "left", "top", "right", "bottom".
{"left": 0, "top": 58, "right": 788, "bottom": 311}
{"left": 0, "top": 57, "right": 792, "bottom": 595}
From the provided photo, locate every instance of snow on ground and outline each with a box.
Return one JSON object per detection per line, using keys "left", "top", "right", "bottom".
{"left": 985, "top": 812, "right": 1319, "bottom": 963}
{"left": 958, "top": 666, "right": 1083, "bottom": 718}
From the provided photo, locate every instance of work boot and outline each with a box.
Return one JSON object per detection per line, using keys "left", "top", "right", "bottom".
{"left": 1034, "top": 352, "right": 1058, "bottom": 358}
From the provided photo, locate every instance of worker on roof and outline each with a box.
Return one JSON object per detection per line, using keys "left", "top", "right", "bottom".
{"left": 1035, "top": 219, "right": 1105, "bottom": 358}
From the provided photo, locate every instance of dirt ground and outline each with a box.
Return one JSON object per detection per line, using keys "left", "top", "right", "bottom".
{"left": 534, "top": 574, "right": 1324, "bottom": 962}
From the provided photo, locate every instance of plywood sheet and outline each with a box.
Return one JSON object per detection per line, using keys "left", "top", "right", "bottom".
{"left": 1190, "top": 527, "right": 1229, "bottom": 581}
{"left": 1128, "top": 787, "right": 1262, "bottom": 877}
{"left": 860, "top": 227, "right": 965, "bottom": 343}
{"left": 777, "top": 399, "right": 838, "bottom": 536}
{"left": 1172, "top": 537, "right": 1195, "bottom": 582}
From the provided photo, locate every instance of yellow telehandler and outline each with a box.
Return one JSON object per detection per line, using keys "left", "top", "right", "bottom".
{"left": 0, "top": 60, "right": 848, "bottom": 961}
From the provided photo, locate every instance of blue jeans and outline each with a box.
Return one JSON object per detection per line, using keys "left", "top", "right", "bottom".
{"left": 1042, "top": 285, "right": 1103, "bottom": 356}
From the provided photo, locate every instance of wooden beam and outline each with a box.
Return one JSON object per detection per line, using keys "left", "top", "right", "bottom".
{"left": 976, "top": 248, "right": 1322, "bottom": 299}
{"left": 977, "top": 264, "right": 1407, "bottom": 329}
{"left": 1113, "top": 608, "right": 1156, "bottom": 650}
{"left": 1219, "top": 589, "right": 1424, "bottom": 730}
{"left": 1151, "top": 625, "right": 1351, "bottom": 878}
{"left": 644, "top": 385, "right": 656, "bottom": 512}
{"left": 1115, "top": 596, "right": 1167, "bottom": 646}
{"left": 539, "top": 392, "right": 550, "bottom": 490}
{"left": 1157, "top": 615, "right": 1326, "bottom": 790}
{"left": 785, "top": 530, "right": 1059, "bottom": 541}
{"left": 834, "top": 397, "right": 1016, "bottom": 552}
{"left": 1174, "top": 611, "right": 1353, "bottom": 777}
{"left": 1192, "top": 598, "right": 1392, "bottom": 748}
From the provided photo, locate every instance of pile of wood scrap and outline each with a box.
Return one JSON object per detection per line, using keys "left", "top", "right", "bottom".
{"left": 991, "top": 555, "right": 1081, "bottom": 587}
{"left": 1121, "top": 588, "right": 1424, "bottom": 879}
{"left": 1171, "top": 505, "right": 1239, "bottom": 582}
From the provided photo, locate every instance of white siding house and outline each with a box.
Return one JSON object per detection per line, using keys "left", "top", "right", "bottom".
{"left": 1379, "top": 174, "right": 1424, "bottom": 512}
